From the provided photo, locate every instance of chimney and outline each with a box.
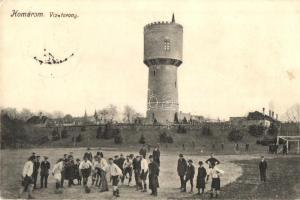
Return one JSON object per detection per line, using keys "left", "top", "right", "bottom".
{"left": 269, "top": 110, "right": 271, "bottom": 117}
{"left": 262, "top": 107, "right": 265, "bottom": 115}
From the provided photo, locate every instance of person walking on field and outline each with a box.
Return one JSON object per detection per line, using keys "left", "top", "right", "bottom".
{"left": 40, "top": 156, "right": 50, "bottom": 188}
{"left": 183, "top": 159, "right": 195, "bottom": 193}
{"left": 122, "top": 155, "right": 133, "bottom": 185}
{"left": 18, "top": 155, "right": 35, "bottom": 199}
{"left": 207, "top": 164, "right": 224, "bottom": 198}
{"left": 108, "top": 158, "right": 123, "bottom": 197}
{"left": 205, "top": 153, "right": 220, "bottom": 168}
{"left": 133, "top": 155, "right": 142, "bottom": 191}
{"left": 148, "top": 155, "right": 160, "bottom": 196}
{"left": 196, "top": 161, "right": 207, "bottom": 196}
{"left": 177, "top": 154, "right": 187, "bottom": 191}
{"left": 52, "top": 158, "right": 64, "bottom": 194}
{"left": 259, "top": 156, "right": 267, "bottom": 182}
{"left": 98, "top": 153, "right": 109, "bottom": 192}
{"left": 140, "top": 155, "right": 149, "bottom": 192}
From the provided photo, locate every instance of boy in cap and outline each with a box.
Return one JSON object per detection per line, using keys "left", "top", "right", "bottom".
{"left": 40, "top": 156, "right": 50, "bottom": 188}
{"left": 196, "top": 161, "right": 207, "bottom": 196}
{"left": 148, "top": 155, "right": 160, "bottom": 196}
{"left": 183, "top": 159, "right": 195, "bottom": 193}
{"left": 108, "top": 158, "right": 123, "bottom": 197}
{"left": 18, "top": 155, "right": 35, "bottom": 199}
{"left": 177, "top": 154, "right": 187, "bottom": 190}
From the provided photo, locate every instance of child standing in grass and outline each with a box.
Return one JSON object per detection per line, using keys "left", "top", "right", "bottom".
{"left": 196, "top": 161, "right": 207, "bottom": 196}
{"left": 207, "top": 164, "right": 224, "bottom": 198}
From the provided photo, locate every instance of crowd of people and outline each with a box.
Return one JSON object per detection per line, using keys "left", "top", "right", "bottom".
{"left": 18, "top": 145, "right": 268, "bottom": 199}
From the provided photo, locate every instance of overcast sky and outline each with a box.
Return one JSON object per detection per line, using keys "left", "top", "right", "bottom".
{"left": 1, "top": 0, "right": 300, "bottom": 120}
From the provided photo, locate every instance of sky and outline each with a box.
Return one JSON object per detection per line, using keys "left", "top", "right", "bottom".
{"left": 0, "top": 0, "right": 300, "bottom": 120}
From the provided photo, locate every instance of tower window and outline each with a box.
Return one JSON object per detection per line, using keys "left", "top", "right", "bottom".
{"left": 164, "top": 39, "right": 170, "bottom": 51}
{"left": 153, "top": 70, "right": 156, "bottom": 76}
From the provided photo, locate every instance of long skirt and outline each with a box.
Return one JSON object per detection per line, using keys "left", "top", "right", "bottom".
{"left": 211, "top": 178, "right": 220, "bottom": 190}
{"left": 196, "top": 177, "right": 206, "bottom": 189}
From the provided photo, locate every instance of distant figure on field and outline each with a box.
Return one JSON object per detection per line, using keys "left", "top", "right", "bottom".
{"left": 259, "top": 156, "right": 267, "bottom": 182}
{"left": 245, "top": 143, "right": 249, "bottom": 152}
{"left": 177, "top": 154, "right": 187, "bottom": 190}
{"left": 84, "top": 147, "right": 93, "bottom": 162}
{"left": 196, "top": 161, "right": 207, "bottom": 196}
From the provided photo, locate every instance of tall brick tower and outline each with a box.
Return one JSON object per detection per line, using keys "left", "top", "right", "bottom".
{"left": 144, "top": 14, "right": 183, "bottom": 124}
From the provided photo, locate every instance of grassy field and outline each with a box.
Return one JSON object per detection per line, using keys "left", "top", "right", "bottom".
{"left": 0, "top": 147, "right": 299, "bottom": 199}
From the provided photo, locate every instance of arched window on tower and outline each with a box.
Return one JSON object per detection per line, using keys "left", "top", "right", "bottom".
{"left": 164, "top": 39, "right": 170, "bottom": 51}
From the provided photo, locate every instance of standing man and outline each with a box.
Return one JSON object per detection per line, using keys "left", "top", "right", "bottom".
{"left": 152, "top": 144, "right": 160, "bottom": 167}
{"left": 205, "top": 153, "right": 220, "bottom": 168}
{"left": 133, "top": 155, "right": 142, "bottom": 191}
{"left": 40, "top": 156, "right": 50, "bottom": 188}
{"left": 139, "top": 145, "right": 147, "bottom": 159}
{"left": 108, "top": 158, "right": 123, "bottom": 197}
{"left": 84, "top": 147, "right": 93, "bottom": 162}
{"left": 32, "top": 155, "right": 40, "bottom": 189}
{"left": 177, "top": 154, "right": 187, "bottom": 191}
{"left": 18, "top": 155, "right": 35, "bottom": 199}
{"left": 98, "top": 154, "right": 109, "bottom": 192}
{"left": 140, "top": 155, "right": 149, "bottom": 192}
{"left": 259, "top": 156, "right": 267, "bottom": 182}
{"left": 148, "top": 155, "right": 159, "bottom": 196}
{"left": 79, "top": 156, "right": 93, "bottom": 186}
{"left": 183, "top": 159, "right": 195, "bottom": 193}
{"left": 122, "top": 155, "right": 133, "bottom": 185}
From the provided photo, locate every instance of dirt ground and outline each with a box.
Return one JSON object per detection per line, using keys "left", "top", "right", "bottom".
{"left": 0, "top": 147, "right": 297, "bottom": 199}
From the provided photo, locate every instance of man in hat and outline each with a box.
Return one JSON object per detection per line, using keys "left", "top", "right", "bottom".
{"left": 108, "top": 158, "right": 123, "bottom": 197}
{"left": 177, "top": 154, "right": 187, "bottom": 190}
{"left": 132, "top": 155, "right": 142, "bottom": 191}
{"left": 40, "top": 156, "right": 50, "bottom": 188}
{"left": 32, "top": 155, "right": 40, "bottom": 189}
{"left": 183, "top": 159, "right": 195, "bottom": 193}
{"left": 196, "top": 161, "right": 207, "bottom": 196}
{"left": 148, "top": 155, "right": 160, "bottom": 196}
{"left": 19, "top": 155, "right": 35, "bottom": 199}
{"left": 259, "top": 156, "right": 267, "bottom": 182}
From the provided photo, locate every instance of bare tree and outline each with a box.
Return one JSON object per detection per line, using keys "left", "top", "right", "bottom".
{"left": 98, "top": 108, "right": 109, "bottom": 122}
{"left": 123, "top": 105, "right": 137, "bottom": 123}
{"left": 285, "top": 103, "right": 300, "bottom": 134}
{"left": 1, "top": 107, "right": 18, "bottom": 119}
{"left": 107, "top": 104, "right": 118, "bottom": 122}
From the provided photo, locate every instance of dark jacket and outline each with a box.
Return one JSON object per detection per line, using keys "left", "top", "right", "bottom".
{"left": 65, "top": 160, "right": 75, "bottom": 180}
{"left": 40, "top": 161, "right": 50, "bottom": 176}
{"left": 133, "top": 158, "right": 141, "bottom": 173}
{"left": 152, "top": 149, "right": 160, "bottom": 166}
{"left": 186, "top": 164, "right": 195, "bottom": 179}
{"left": 149, "top": 162, "right": 160, "bottom": 177}
{"left": 139, "top": 148, "right": 147, "bottom": 158}
{"left": 177, "top": 158, "right": 187, "bottom": 177}
{"left": 33, "top": 161, "right": 40, "bottom": 174}
{"left": 205, "top": 157, "right": 220, "bottom": 167}
{"left": 259, "top": 160, "right": 267, "bottom": 171}
{"left": 84, "top": 152, "right": 93, "bottom": 161}
{"left": 117, "top": 157, "right": 125, "bottom": 170}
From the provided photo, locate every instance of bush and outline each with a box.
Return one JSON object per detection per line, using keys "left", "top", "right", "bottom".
{"left": 139, "top": 134, "right": 146, "bottom": 144}
{"left": 248, "top": 125, "right": 265, "bottom": 137}
{"left": 202, "top": 125, "right": 213, "bottom": 136}
{"left": 177, "top": 125, "right": 187, "bottom": 134}
{"left": 228, "top": 129, "right": 244, "bottom": 142}
{"left": 61, "top": 128, "right": 68, "bottom": 138}
{"left": 114, "top": 131, "right": 123, "bottom": 144}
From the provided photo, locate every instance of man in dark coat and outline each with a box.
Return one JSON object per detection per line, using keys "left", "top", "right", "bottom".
{"left": 148, "top": 155, "right": 159, "bottom": 196}
{"left": 259, "top": 156, "right": 267, "bottom": 182}
{"left": 205, "top": 153, "right": 220, "bottom": 168}
{"left": 139, "top": 145, "right": 147, "bottom": 158}
{"left": 84, "top": 148, "right": 93, "bottom": 161}
{"left": 40, "top": 156, "right": 50, "bottom": 188}
{"left": 196, "top": 161, "right": 207, "bottom": 195}
{"left": 65, "top": 155, "right": 75, "bottom": 187}
{"left": 177, "top": 154, "right": 187, "bottom": 190}
{"left": 33, "top": 155, "right": 40, "bottom": 189}
{"left": 133, "top": 155, "right": 142, "bottom": 190}
{"left": 152, "top": 144, "right": 160, "bottom": 167}
{"left": 183, "top": 159, "right": 195, "bottom": 193}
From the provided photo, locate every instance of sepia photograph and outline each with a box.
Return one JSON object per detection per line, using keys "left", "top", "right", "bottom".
{"left": 0, "top": 0, "right": 300, "bottom": 199}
